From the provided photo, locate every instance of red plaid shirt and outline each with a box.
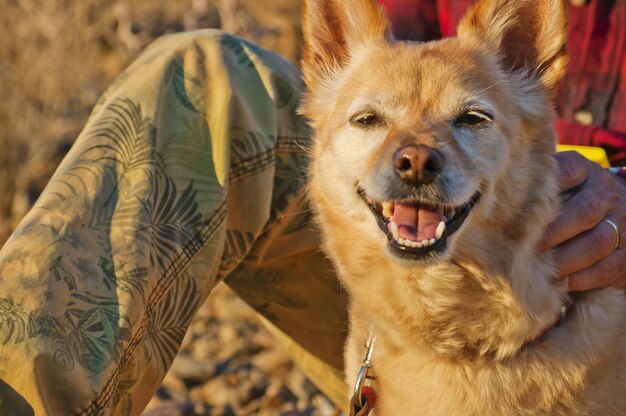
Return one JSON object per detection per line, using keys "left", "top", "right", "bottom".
{"left": 378, "top": 0, "right": 626, "bottom": 164}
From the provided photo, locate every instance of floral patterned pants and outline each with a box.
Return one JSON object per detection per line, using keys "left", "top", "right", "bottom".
{"left": 0, "top": 30, "right": 348, "bottom": 415}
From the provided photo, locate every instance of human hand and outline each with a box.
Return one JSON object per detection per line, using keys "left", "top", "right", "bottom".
{"left": 539, "top": 151, "right": 626, "bottom": 291}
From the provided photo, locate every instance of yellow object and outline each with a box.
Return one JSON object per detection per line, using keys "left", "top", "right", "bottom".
{"left": 557, "top": 144, "right": 610, "bottom": 168}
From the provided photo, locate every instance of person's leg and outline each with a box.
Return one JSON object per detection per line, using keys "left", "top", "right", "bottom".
{"left": 0, "top": 30, "right": 345, "bottom": 415}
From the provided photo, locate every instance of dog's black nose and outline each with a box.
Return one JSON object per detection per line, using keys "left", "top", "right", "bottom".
{"left": 393, "top": 145, "right": 444, "bottom": 186}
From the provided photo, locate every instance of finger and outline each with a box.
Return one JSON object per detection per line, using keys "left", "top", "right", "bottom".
{"left": 539, "top": 188, "right": 609, "bottom": 249}
{"left": 554, "top": 151, "right": 590, "bottom": 193}
{"left": 552, "top": 220, "right": 618, "bottom": 277}
{"left": 567, "top": 249, "right": 625, "bottom": 291}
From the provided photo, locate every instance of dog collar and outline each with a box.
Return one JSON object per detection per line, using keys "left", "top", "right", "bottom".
{"left": 350, "top": 331, "right": 378, "bottom": 416}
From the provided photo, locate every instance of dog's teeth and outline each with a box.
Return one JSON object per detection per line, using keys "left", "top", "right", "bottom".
{"left": 429, "top": 238, "right": 436, "bottom": 245}
{"left": 382, "top": 201, "right": 394, "bottom": 218}
{"left": 435, "top": 221, "right": 445, "bottom": 240}
{"left": 415, "top": 240, "right": 424, "bottom": 248}
{"left": 421, "top": 239, "right": 429, "bottom": 247}
{"left": 398, "top": 237, "right": 406, "bottom": 245}
{"left": 390, "top": 221, "right": 399, "bottom": 241}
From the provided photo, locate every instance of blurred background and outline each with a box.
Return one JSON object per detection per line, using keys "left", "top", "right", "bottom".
{"left": 1, "top": 0, "right": 338, "bottom": 414}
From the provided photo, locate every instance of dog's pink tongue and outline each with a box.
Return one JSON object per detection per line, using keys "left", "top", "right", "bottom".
{"left": 392, "top": 203, "right": 444, "bottom": 242}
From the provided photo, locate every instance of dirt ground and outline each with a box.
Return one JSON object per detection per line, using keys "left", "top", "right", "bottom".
{"left": 1, "top": 1, "right": 340, "bottom": 414}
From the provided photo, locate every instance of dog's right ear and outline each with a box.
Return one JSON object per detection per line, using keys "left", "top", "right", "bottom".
{"left": 301, "top": 0, "right": 392, "bottom": 91}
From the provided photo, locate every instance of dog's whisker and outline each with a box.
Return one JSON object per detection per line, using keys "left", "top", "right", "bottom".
{"left": 279, "top": 209, "right": 313, "bottom": 218}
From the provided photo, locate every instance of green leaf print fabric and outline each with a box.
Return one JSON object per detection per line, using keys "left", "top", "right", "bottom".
{"left": 0, "top": 30, "right": 348, "bottom": 415}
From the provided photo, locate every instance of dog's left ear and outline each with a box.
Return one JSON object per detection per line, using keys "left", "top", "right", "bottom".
{"left": 301, "top": 0, "right": 392, "bottom": 91}
{"left": 457, "top": 0, "right": 568, "bottom": 91}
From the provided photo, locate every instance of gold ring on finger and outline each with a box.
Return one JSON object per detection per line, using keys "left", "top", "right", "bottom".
{"left": 603, "top": 218, "right": 620, "bottom": 250}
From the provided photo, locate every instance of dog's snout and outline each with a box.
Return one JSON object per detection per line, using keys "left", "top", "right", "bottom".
{"left": 393, "top": 145, "right": 444, "bottom": 186}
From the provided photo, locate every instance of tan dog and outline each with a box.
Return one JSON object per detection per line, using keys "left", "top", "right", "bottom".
{"left": 301, "top": 0, "right": 626, "bottom": 414}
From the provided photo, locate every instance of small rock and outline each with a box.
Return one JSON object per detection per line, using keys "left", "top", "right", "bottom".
{"left": 170, "top": 354, "right": 217, "bottom": 383}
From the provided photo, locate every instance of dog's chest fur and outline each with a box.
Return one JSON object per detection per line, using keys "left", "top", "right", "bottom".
{"left": 346, "top": 289, "right": 626, "bottom": 415}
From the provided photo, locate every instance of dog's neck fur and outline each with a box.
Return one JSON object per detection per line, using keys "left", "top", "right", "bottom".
{"left": 340, "top": 235, "right": 562, "bottom": 361}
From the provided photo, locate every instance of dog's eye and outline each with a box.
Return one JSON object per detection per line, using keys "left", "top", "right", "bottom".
{"left": 352, "top": 113, "right": 381, "bottom": 127}
{"left": 454, "top": 110, "right": 493, "bottom": 128}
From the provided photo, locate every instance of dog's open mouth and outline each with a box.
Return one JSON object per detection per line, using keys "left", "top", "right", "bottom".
{"left": 358, "top": 189, "right": 481, "bottom": 260}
